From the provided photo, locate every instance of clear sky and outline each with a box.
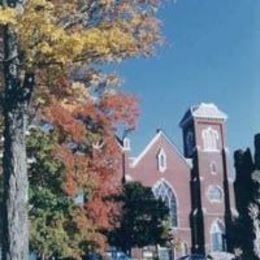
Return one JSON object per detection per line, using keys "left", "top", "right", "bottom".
{"left": 116, "top": 0, "right": 260, "bottom": 158}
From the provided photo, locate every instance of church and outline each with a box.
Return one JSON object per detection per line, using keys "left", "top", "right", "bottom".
{"left": 118, "top": 103, "right": 237, "bottom": 259}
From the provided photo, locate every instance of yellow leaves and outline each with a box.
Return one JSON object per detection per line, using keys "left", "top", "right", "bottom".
{"left": 0, "top": 7, "right": 17, "bottom": 25}
{"left": 17, "top": 13, "right": 136, "bottom": 67}
{"left": 39, "top": 42, "right": 53, "bottom": 55}
{"left": 0, "top": 0, "right": 161, "bottom": 70}
{"left": 107, "top": 27, "right": 135, "bottom": 52}
{"left": 56, "top": 82, "right": 88, "bottom": 114}
{"left": 36, "top": 96, "right": 46, "bottom": 105}
{"left": 79, "top": 27, "right": 136, "bottom": 61}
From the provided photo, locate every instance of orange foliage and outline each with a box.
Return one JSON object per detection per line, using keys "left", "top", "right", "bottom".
{"left": 41, "top": 76, "right": 138, "bottom": 249}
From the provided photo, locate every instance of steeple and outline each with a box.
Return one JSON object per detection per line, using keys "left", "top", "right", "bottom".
{"left": 180, "top": 102, "right": 236, "bottom": 255}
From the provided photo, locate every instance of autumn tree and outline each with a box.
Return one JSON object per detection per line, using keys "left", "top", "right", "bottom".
{"left": 41, "top": 79, "right": 139, "bottom": 258}
{"left": 0, "top": 0, "right": 163, "bottom": 258}
{"left": 109, "top": 182, "right": 170, "bottom": 256}
{"left": 0, "top": 81, "right": 139, "bottom": 259}
{"left": 26, "top": 125, "right": 117, "bottom": 259}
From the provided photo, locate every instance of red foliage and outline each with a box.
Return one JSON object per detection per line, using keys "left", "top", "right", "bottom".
{"left": 42, "top": 81, "right": 139, "bottom": 248}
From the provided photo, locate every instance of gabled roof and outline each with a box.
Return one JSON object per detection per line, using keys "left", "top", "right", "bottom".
{"left": 179, "top": 103, "right": 227, "bottom": 127}
{"left": 131, "top": 129, "right": 191, "bottom": 168}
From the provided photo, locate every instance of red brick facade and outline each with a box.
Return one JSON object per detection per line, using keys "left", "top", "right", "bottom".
{"left": 120, "top": 103, "right": 237, "bottom": 259}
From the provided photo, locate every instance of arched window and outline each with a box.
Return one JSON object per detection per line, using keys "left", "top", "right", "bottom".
{"left": 153, "top": 181, "right": 178, "bottom": 227}
{"left": 208, "top": 185, "right": 223, "bottom": 202}
{"left": 210, "top": 220, "right": 226, "bottom": 252}
{"left": 157, "top": 149, "right": 167, "bottom": 172}
{"left": 181, "top": 242, "right": 188, "bottom": 256}
{"left": 202, "top": 127, "right": 219, "bottom": 151}
{"left": 123, "top": 137, "right": 131, "bottom": 151}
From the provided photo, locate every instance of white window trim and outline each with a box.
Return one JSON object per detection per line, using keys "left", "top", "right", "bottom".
{"left": 207, "top": 185, "right": 224, "bottom": 203}
{"left": 157, "top": 148, "right": 167, "bottom": 173}
{"left": 123, "top": 137, "right": 131, "bottom": 151}
{"left": 153, "top": 178, "right": 179, "bottom": 228}
{"left": 132, "top": 130, "right": 191, "bottom": 169}
{"left": 210, "top": 219, "right": 226, "bottom": 252}
{"left": 202, "top": 127, "right": 220, "bottom": 152}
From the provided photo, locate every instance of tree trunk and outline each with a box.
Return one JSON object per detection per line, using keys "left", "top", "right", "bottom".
{"left": 1, "top": 16, "right": 30, "bottom": 260}
{"left": 2, "top": 104, "right": 29, "bottom": 259}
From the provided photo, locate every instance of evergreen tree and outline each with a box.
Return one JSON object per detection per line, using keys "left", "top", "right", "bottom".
{"left": 234, "top": 134, "right": 260, "bottom": 259}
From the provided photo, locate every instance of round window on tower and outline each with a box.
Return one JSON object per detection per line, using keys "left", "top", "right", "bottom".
{"left": 207, "top": 185, "right": 223, "bottom": 203}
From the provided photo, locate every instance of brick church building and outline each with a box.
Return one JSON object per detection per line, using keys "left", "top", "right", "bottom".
{"left": 119, "top": 103, "right": 237, "bottom": 259}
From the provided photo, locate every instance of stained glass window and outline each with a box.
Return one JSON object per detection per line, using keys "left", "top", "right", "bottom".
{"left": 153, "top": 181, "right": 178, "bottom": 227}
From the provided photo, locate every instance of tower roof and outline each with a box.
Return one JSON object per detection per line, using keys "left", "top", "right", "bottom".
{"left": 179, "top": 103, "right": 227, "bottom": 127}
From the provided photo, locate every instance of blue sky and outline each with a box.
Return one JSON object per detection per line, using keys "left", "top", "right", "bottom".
{"left": 116, "top": 0, "right": 260, "bottom": 157}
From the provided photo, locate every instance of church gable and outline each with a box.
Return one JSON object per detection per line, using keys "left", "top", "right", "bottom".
{"left": 131, "top": 129, "right": 191, "bottom": 172}
{"left": 127, "top": 129, "right": 192, "bottom": 235}
{"left": 129, "top": 130, "right": 191, "bottom": 186}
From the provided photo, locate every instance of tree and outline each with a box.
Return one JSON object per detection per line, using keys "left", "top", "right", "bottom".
{"left": 234, "top": 133, "right": 260, "bottom": 259}
{"left": 233, "top": 149, "right": 255, "bottom": 258}
{"left": 0, "top": 0, "right": 162, "bottom": 258}
{"left": 1, "top": 84, "right": 138, "bottom": 259}
{"left": 109, "top": 182, "right": 170, "bottom": 256}
{"left": 26, "top": 128, "right": 109, "bottom": 259}
{"left": 42, "top": 82, "right": 139, "bottom": 257}
{"left": 27, "top": 129, "right": 91, "bottom": 259}
{"left": 249, "top": 204, "right": 260, "bottom": 259}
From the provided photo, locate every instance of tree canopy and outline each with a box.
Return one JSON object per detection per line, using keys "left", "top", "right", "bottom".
{"left": 0, "top": 88, "right": 138, "bottom": 259}
{"left": 0, "top": 0, "right": 163, "bottom": 258}
{"left": 234, "top": 134, "right": 260, "bottom": 259}
{"left": 109, "top": 182, "right": 170, "bottom": 255}
{"left": 26, "top": 128, "right": 112, "bottom": 259}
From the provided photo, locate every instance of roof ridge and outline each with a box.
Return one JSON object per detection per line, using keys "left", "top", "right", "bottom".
{"left": 132, "top": 129, "right": 191, "bottom": 169}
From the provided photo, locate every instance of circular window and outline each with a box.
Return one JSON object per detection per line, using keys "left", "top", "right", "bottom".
{"left": 208, "top": 186, "right": 223, "bottom": 202}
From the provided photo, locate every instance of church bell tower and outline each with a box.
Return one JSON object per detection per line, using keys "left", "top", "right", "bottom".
{"left": 180, "top": 103, "right": 236, "bottom": 256}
